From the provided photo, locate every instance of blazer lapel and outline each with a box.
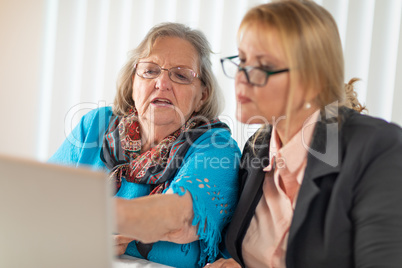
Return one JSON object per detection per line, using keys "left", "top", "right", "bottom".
{"left": 287, "top": 108, "right": 343, "bottom": 248}
{"left": 225, "top": 129, "right": 271, "bottom": 265}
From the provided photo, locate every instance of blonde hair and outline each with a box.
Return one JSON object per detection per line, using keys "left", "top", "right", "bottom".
{"left": 113, "top": 22, "right": 222, "bottom": 119}
{"left": 239, "top": 0, "right": 365, "bottom": 146}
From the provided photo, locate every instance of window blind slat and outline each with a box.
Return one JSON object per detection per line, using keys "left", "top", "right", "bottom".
{"left": 366, "top": 0, "right": 402, "bottom": 121}
{"left": 37, "top": 0, "right": 59, "bottom": 161}
{"left": 391, "top": 4, "right": 402, "bottom": 126}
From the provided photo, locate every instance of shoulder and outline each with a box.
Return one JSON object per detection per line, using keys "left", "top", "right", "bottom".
{"left": 179, "top": 125, "right": 241, "bottom": 169}
{"left": 337, "top": 110, "right": 402, "bottom": 177}
{"left": 191, "top": 125, "right": 240, "bottom": 151}
{"left": 48, "top": 106, "right": 113, "bottom": 166}
{"left": 237, "top": 127, "right": 271, "bottom": 191}
{"left": 341, "top": 111, "right": 402, "bottom": 151}
{"left": 81, "top": 106, "right": 113, "bottom": 124}
{"left": 77, "top": 106, "right": 114, "bottom": 133}
{"left": 241, "top": 126, "right": 271, "bottom": 166}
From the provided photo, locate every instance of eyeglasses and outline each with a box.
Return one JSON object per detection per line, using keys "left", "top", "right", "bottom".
{"left": 220, "top": 55, "right": 289, "bottom": 87}
{"left": 134, "top": 62, "right": 200, "bottom": 85}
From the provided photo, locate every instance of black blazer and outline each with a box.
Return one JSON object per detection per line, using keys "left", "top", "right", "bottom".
{"left": 226, "top": 108, "right": 402, "bottom": 268}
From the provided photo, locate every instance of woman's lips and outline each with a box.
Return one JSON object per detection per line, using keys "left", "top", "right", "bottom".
{"left": 236, "top": 94, "right": 252, "bottom": 104}
{"left": 150, "top": 98, "right": 173, "bottom": 107}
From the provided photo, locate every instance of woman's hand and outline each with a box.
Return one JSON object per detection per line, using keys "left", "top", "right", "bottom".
{"left": 114, "top": 234, "right": 135, "bottom": 256}
{"left": 204, "top": 258, "right": 241, "bottom": 268}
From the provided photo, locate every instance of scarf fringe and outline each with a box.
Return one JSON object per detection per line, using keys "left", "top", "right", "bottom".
{"left": 171, "top": 184, "right": 221, "bottom": 267}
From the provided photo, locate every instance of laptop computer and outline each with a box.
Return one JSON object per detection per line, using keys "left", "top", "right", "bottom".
{"left": 0, "top": 154, "right": 114, "bottom": 268}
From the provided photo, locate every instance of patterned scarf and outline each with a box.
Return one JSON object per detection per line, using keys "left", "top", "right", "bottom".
{"left": 101, "top": 109, "right": 228, "bottom": 195}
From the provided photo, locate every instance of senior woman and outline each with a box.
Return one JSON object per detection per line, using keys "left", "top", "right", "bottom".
{"left": 207, "top": 1, "right": 402, "bottom": 268}
{"left": 50, "top": 22, "right": 240, "bottom": 267}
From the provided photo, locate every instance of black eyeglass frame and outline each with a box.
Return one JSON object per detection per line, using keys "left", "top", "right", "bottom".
{"left": 134, "top": 62, "right": 200, "bottom": 85}
{"left": 220, "top": 55, "right": 289, "bottom": 87}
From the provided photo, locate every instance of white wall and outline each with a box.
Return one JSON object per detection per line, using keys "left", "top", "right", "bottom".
{"left": 0, "top": 0, "right": 45, "bottom": 158}
{"left": 1, "top": 0, "right": 401, "bottom": 161}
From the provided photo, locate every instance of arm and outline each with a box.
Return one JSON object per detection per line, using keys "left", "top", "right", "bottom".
{"left": 115, "top": 190, "right": 198, "bottom": 244}
{"left": 115, "top": 128, "right": 240, "bottom": 265}
{"left": 352, "top": 124, "right": 402, "bottom": 267}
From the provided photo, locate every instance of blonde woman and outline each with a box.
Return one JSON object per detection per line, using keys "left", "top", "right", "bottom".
{"left": 208, "top": 0, "right": 402, "bottom": 267}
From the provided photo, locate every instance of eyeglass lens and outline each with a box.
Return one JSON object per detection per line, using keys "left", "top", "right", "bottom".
{"left": 222, "top": 59, "right": 267, "bottom": 86}
{"left": 222, "top": 59, "right": 239, "bottom": 79}
{"left": 136, "top": 62, "right": 196, "bottom": 84}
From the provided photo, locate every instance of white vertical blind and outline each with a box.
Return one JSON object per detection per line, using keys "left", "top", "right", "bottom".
{"left": 2, "top": 0, "right": 400, "bottom": 160}
{"left": 321, "top": 0, "right": 349, "bottom": 48}
{"left": 366, "top": 0, "right": 402, "bottom": 120}
{"left": 37, "top": 0, "right": 59, "bottom": 160}
{"left": 392, "top": 9, "right": 402, "bottom": 123}
{"left": 82, "top": 0, "right": 110, "bottom": 102}
{"left": 343, "top": 0, "right": 375, "bottom": 103}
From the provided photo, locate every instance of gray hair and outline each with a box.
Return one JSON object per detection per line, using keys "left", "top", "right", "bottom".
{"left": 113, "top": 22, "right": 222, "bottom": 120}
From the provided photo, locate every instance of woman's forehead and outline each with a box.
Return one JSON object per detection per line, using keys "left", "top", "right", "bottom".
{"left": 238, "top": 25, "right": 286, "bottom": 63}
{"left": 144, "top": 37, "right": 200, "bottom": 69}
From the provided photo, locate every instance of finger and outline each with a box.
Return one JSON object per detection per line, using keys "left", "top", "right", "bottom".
{"left": 114, "top": 234, "right": 135, "bottom": 245}
{"left": 203, "top": 258, "right": 241, "bottom": 268}
{"left": 115, "top": 244, "right": 126, "bottom": 256}
{"left": 203, "top": 258, "right": 223, "bottom": 267}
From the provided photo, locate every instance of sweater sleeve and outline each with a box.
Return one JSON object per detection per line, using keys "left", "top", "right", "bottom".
{"left": 167, "top": 128, "right": 241, "bottom": 267}
{"left": 48, "top": 106, "right": 113, "bottom": 170}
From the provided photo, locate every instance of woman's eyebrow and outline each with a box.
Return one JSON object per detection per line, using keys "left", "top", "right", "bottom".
{"left": 255, "top": 54, "right": 281, "bottom": 65}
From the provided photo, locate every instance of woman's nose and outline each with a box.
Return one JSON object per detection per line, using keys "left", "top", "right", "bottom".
{"left": 235, "top": 69, "right": 249, "bottom": 85}
{"left": 155, "top": 70, "right": 173, "bottom": 90}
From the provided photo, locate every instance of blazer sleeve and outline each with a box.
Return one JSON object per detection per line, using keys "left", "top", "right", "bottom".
{"left": 351, "top": 122, "right": 402, "bottom": 267}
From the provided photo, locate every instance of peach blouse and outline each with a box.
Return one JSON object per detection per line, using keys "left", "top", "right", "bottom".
{"left": 242, "top": 111, "right": 319, "bottom": 268}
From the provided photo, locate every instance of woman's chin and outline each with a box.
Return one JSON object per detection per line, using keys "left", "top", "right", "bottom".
{"left": 151, "top": 117, "right": 177, "bottom": 127}
{"left": 236, "top": 110, "right": 268, "bottom": 125}
{"left": 151, "top": 114, "right": 184, "bottom": 128}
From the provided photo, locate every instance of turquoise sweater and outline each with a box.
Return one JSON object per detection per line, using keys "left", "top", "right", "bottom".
{"left": 49, "top": 107, "right": 240, "bottom": 267}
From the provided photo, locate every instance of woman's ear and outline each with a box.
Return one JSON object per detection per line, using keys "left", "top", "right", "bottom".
{"left": 303, "top": 87, "right": 320, "bottom": 109}
{"left": 195, "top": 86, "right": 209, "bottom": 112}
{"left": 131, "top": 74, "right": 136, "bottom": 96}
